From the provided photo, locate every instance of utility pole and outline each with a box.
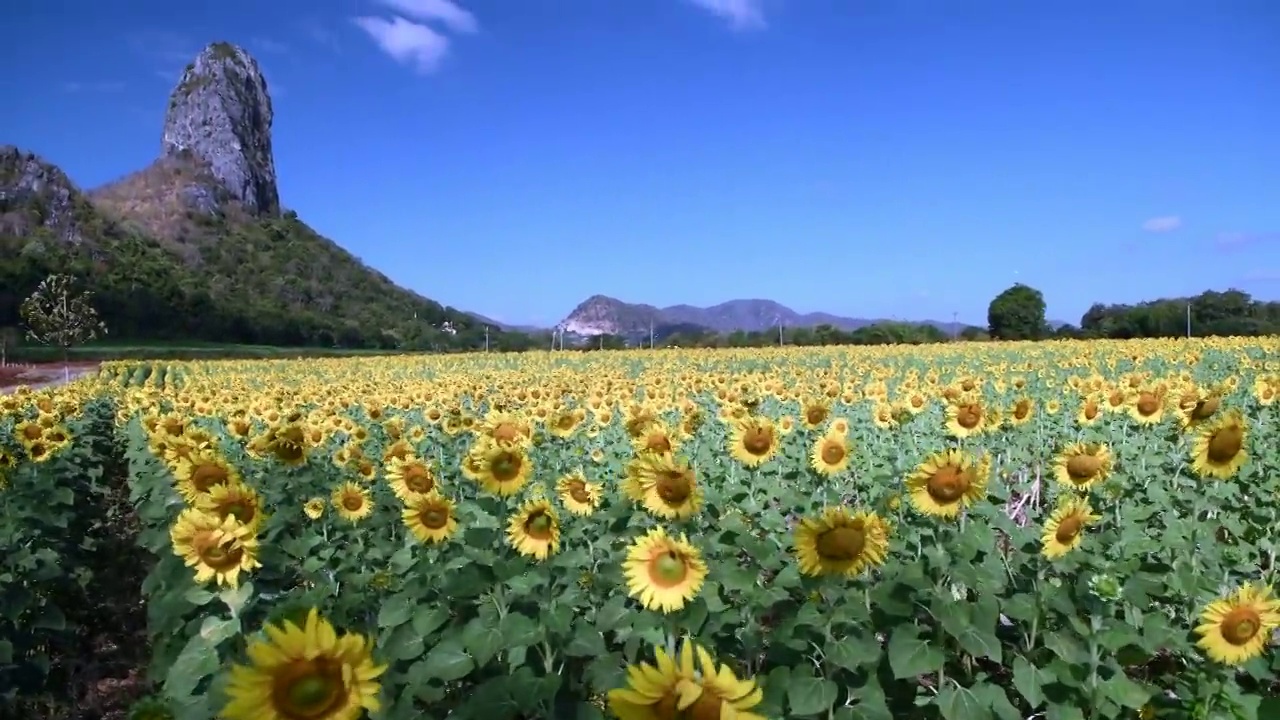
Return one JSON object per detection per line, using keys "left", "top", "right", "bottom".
{"left": 778, "top": 320, "right": 783, "bottom": 346}
{"left": 551, "top": 330, "right": 557, "bottom": 351}
{"left": 484, "top": 325, "right": 490, "bottom": 352}
{"left": 1186, "top": 302, "right": 1191, "bottom": 338}
{"left": 649, "top": 320, "right": 655, "bottom": 349}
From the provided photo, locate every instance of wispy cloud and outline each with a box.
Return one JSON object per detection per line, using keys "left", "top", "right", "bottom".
{"left": 62, "top": 81, "right": 126, "bottom": 93}
{"left": 686, "top": 0, "right": 767, "bottom": 30}
{"left": 1216, "top": 231, "right": 1280, "bottom": 252}
{"left": 1141, "top": 215, "right": 1182, "bottom": 233}
{"left": 354, "top": 0, "right": 477, "bottom": 74}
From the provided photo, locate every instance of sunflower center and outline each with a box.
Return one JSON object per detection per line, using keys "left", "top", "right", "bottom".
{"left": 224, "top": 501, "right": 255, "bottom": 524}
{"left": 1066, "top": 454, "right": 1102, "bottom": 481}
{"left": 566, "top": 480, "right": 592, "bottom": 504}
{"left": 198, "top": 541, "right": 244, "bottom": 571}
{"left": 645, "top": 433, "right": 672, "bottom": 453}
{"left": 815, "top": 525, "right": 865, "bottom": 561}
{"left": 1220, "top": 607, "right": 1262, "bottom": 645}
{"left": 806, "top": 407, "right": 827, "bottom": 425}
{"left": 491, "top": 452, "right": 522, "bottom": 482}
{"left": 273, "top": 661, "right": 345, "bottom": 720}
{"left": 926, "top": 466, "right": 969, "bottom": 503}
{"left": 1083, "top": 401, "right": 1099, "bottom": 420}
{"left": 1136, "top": 393, "right": 1160, "bottom": 416}
{"left": 526, "top": 512, "right": 553, "bottom": 539}
{"left": 651, "top": 551, "right": 688, "bottom": 587}
{"left": 1192, "top": 397, "right": 1221, "bottom": 420}
{"left": 957, "top": 406, "right": 981, "bottom": 429}
{"left": 1207, "top": 426, "right": 1243, "bottom": 463}
{"left": 1054, "top": 516, "right": 1083, "bottom": 544}
{"left": 911, "top": 395, "right": 924, "bottom": 408}
{"left": 403, "top": 465, "right": 435, "bottom": 493}
{"left": 273, "top": 442, "right": 305, "bottom": 463}
{"left": 420, "top": 507, "right": 449, "bottom": 529}
{"left": 1014, "top": 400, "right": 1031, "bottom": 419}
{"left": 21, "top": 424, "right": 42, "bottom": 441}
{"left": 1108, "top": 391, "right": 1125, "bottom": 407}
{"left": 656, "top": 472, "right": 691, "bottom": 504}
{"left": 342, "top": 494, "right": 365, "bottom": 512}
{"left": 819, "top": 440, "right": 846, "bottom": 466}
{"left": 191, "top": 464, "right": 229, "bottom": 492}
{"left": 741, "top": 427, "right": 773, "bottom": 456}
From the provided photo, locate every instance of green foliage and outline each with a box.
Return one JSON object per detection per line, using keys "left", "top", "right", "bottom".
{"left": 1082, "top": 290, "right": 1280, "bottom": 339}
{"left": 988, "top": 284, "right": 1048, "bottom": 340}
{"left": 20, "top": 273, "right": 108, "bottom": 351}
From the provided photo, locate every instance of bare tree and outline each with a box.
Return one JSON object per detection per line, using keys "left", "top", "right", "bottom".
{"left": 20, "top": 274, "right": 107, "bottom": 382}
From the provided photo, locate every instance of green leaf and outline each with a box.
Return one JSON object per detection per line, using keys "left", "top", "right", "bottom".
{"left": 972, "top": 683, "right": 1021, "bottom": 720}
{"left": 419, "top": 639, "right": 475, "bottom": 682}
{"left": 825, "top": 633, "right": 881, "bottom": 672}
{"left": 1045, "top": 705, "right": 1085, "bottom": 720}
{"left": 594, "top": 595, "right": 629, "bottom": 632}
{"left": 500, "top": 611, "right": 542, "bottom": 649}
{"left": 566, "top": 625, "right": 608, "bottom": 657}
{"left": 886, "top": 627, "right": 943, "bottom": 680}
{"left": 1101, "top": 673, "right": 1150, "bottom": 710}
{"left": 377, "top": 594, "right": 414, "bottom": 629}
{"left": 163, "top": 635, "right": 220, "bottom": 700}
{"left": 462, "top": 618, "right": 504, "bottom": 666}
{"left": 411, "top": 605, "right": 451, "bottom": 637}
{"left": 845, "top": 676, "right": 893, "bottom": 720}
{"left": 1012, "top": 657, "right": 1050, "bottom": 709}
{"left": 0, "top": 639, "right": 12, "bottom": 664}
{"left": 937, "top": 683, "right": 991, "bottom": 720}
{"left": 218, "top": 581, "right": 254, "bottom": 617}
{"left": 183, "top": 587, "right": 216, "bottom": 606}
{"left": 32, "top": 603, "right": 66, "bottom": 631}
{"left": 787, "top": 674, "right": 839, "bottom": 716}
{"left": 384, "top": 623, "right": 426, "bottom": 662}
{"left": 197, "top": 615, "right": 240, "bottom": 646}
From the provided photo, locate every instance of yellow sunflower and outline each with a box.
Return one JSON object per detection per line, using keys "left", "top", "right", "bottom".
{"left": 169, "top": 509, "right": 260, "bottom": 587}
{"left": 944, "top": 400, "right": 987, "bottom": 438}
{"left": 331, "top": 482, "right": 373, "bottom": 523}
{"left": 809, "top": 430, "right": 852, "bottom": 476}
{"left": 507, "top": 498, "right": 560, "bottom": 560}
{"left": 221, "top": 608, "right": 386, "bottom": 720}
{"left": 622, "top": 527, "right": 707, "bottom": 613}
{"left": 727, "top": 416, "right": 779, "bottom": 468}
{"left": 384, "top": 455, "right": 439, "bottom": 501}
{"left": 466, "top": 439, "right": 532, "bottom": 497}
{"left": 402, "top": 491, "right": 458, "bottom": 544}
{"left": 794, "top": 507, "right": 890, "bottom": 577}
{"left": 904, "top": 449, "right": 990, "bottom": 519}
{"left": 303, "top": 497, "right": 326, "bottom": 520}
{"left": 1126, "top": 388, "right": 1168, "bottom": 425}
{"left": 631, "top": 420, "right": 680, "bottom": 456}
{"left": 195, "top": 482, "right": 265, "bottom": 533}
{"left": 1194, "top": 583, "right": 1280, "bottom": 666}
{"left": 624, "top": 452, "right": 703, "bottom": 520}
{"left": 555, "top": 470, "right": 603, "bottom": 516}
{"left": 1191, "top": 408, "right": 1248, "bottom": 480}
{"left": 800, "top": 400, "right": 831, "bottom": 430}
{"left": 1007, "top": 397, "right": 1035, "bottom": 426}
{"left": 607, "top": 638, "right": 765, "bottom": 720}
{"left": 172, "top": 450, "right": 241, "bottom": 504}
{"left": 1040, "top": 497, "right": 1101, "bottom": 560}
{"left": 1052, "top": 442, "right": 1113, "bottom": 491}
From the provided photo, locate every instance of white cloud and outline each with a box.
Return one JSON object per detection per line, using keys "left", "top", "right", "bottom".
{"left": 354, "top": 15, "right": 452, "bottom": 74}
{"left": 686, "top": 0, "right": 766, "bottom": 30}
{"left": 1141, "top": 215, "right": 1182, "bottom": 232}
{"left": 377, "top": 0, "right": 478, "bottom": 34}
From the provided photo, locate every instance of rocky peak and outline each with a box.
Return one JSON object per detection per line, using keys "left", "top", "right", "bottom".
{"left": 161, "top": 41, "right": 279, "bottom": 216}
{"left": 558, "top": 295, "right": 663, "bottom": 336}
{"left": 0, "top": 145, "right": 84, "bottom": 243}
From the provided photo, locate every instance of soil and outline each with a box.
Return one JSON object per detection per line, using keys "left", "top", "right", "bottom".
{"left": 0, "top": 361, "right": 101, "bottom": 393}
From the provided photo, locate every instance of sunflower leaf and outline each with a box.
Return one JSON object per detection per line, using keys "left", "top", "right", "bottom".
{"left": 886, "top": 626, "right": 943, "bottom": 680}
{"left": 419, "top": 638, "right": 476, "bottom": 682}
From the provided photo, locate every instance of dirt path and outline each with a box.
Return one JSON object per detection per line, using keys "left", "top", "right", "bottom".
{"left": 0, "top": 362, "right": 101, "bottom": 394}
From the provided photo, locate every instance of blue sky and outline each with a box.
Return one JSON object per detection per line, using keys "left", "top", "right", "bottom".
{"left": 5, "top": 0, "right": 1279, "bottom": 328}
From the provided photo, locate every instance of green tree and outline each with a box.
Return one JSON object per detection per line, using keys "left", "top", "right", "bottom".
{"left": 20, "top": 273, "right": 107, "bottom": 380}
{"left": 987, "top": 283, "right": 1047, "bottom": 340}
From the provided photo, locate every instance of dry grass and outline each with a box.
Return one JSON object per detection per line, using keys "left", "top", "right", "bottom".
{"left": 87, "top": 155, "right": 224, "bottom": 261}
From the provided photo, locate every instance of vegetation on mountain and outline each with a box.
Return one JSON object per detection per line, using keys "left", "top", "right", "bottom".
{"left": 988, "top": 283, "right": 1049, "bottom": 341}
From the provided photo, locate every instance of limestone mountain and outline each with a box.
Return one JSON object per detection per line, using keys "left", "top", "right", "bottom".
{"left": 558, "top": 296, "right": 966, "bottom": 336}
{"left": 0, "top": 42, "right": 504, "bottom": 351}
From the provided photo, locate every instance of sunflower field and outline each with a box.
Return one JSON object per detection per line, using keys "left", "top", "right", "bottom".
{"left": 3, "top": 338, "right": 1280, "bottom": 720}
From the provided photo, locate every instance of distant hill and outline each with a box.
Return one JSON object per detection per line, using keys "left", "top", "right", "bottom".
{"left": 557, "top": 295, "right": 967, "bottom": 338}
{"left": 0, "top": 42, "right": 499, "bottom": 351}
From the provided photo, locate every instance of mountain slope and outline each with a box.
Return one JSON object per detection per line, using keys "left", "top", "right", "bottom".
{"left": 559, "top": 295, "right": 966, "bottom": 336}
{"left": 0, "top": 43, "right": 498, "bottom": 351}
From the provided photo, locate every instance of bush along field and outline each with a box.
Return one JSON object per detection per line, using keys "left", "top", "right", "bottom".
{"left": 2, "top": 339, "right": 1280, "bottom": 720}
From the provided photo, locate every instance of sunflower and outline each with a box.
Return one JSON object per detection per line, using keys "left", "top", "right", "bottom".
{"left": 14, "top": 419, "right": 46, "bottom": 448}
{"left": 1052, "top": 442, "right": 1113, "bottom": 491}
{"left": 800, "top": 400, "right": 831, "bottom": 430}
{"left": 870, "top": 402, "right": 898, "bottom": 430}
{"left": 727, "top": 416, "right": 779, "bottom": 468}
{"left": 631, "top": 420, "right": 680, "bottom": 456}
{"left": 384, "top": 455, "right": 439, "bottom": 501}
{"left": 169, "top": 509, "right": 260, "bottom": 587}
{"left": 904, "top": 449, "right": 990, "bottom": 518}
{"left": 1194, "top": 583, "right": 1280, "bottom": 666}
{"left": 220, "top": 608, "right": 386, "bottom": 720}
{"left": 622, "top": 527, "right": 707, "bottom": 613}
{"left": 794, "top": 507, "right": 890, "bottom": 577}
{"left": 195, "top": 481, "right": 265, "bottom": 533}
{"left": 507, "top": 498, "right": 560, "bottom": 560}
{"left": 173, "top": 450, "right": 241, "bottom": 504}
{"left": 809, "top": 430, "right": 852, "bottom": 476}
{"left": 467, "top": 439, "right": 532, "bottom": 497}
{"left": 607, "top": 638, "right": 764, "bottom": 720}
{"left": 1190, "top": 408, "right": 1248, "bottom": 480}
{"left": 1007, "top": 397, "right": 1035, "bottom": 426}
{"left": 402, "top": 491, "right": 458, "bottom": 544}
{"left": 624, "top": 452, "right": 703, "bottom": 520}
{"left": 264, "top": 422, "right": 310, "bottom": 466}
{"left": 1176, "top": 386, "right": 1223, "bottom": 431}
{"left": 547, "top": 407, "right": 587, "bottom": 439}
{"left": 303, "top": 497, "right": 326, "bottom": 520}
{"left": 1040, "top": 497, "right": 1101, "bottom": 560}
{"left": 944, "top": 400, "right": 987, "bottom": 438}
{"left": 556, "top": 470, "right": 603, "bottom": 516}
{"left": 331, "top": 482, "right": 373, "bottom": 523}
{"left": 1126, "top": 388, "right": 1167, "bottom": 425}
